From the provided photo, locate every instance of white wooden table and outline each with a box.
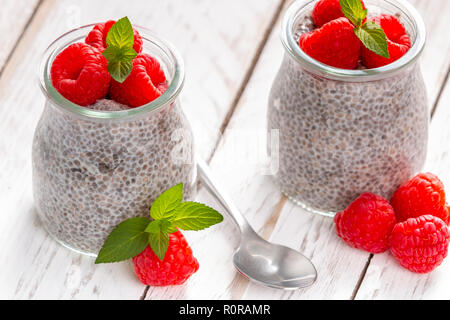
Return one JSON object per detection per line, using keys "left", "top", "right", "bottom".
{"left": 0, "top": 0, "right": 449, "bottom": 300}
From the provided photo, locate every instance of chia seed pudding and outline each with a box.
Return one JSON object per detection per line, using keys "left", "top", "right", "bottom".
{"left": 33, "top": 26, "right": 196, "bottom": 255}
{"left": 268, "top": 0, "right": 428, "bottom": 215}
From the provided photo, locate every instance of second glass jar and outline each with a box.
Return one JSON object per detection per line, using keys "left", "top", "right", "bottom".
{"left": 268, "top": 0, "right": 429, "bottom": 216}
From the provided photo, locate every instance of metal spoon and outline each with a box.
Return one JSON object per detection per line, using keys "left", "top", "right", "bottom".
{"left": 197, "top": 159, "right": 317, "bottom": 290}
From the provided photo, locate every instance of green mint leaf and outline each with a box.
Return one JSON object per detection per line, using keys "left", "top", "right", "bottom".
{"left": 148, "top": 231, "right": 169, "bottom": 261}
{"left": 146, "top": 219, "right": 177, "bottom": 260}
{"left": 145, "top": 219, "right": 177, "bottom": 234}
{"left": 106, "top": 16, "right": 135, "bottom": 49}
{"left": 150, "top": 183, "right": 184, "bottom": 220}
{"left": 169, "top": 202, "right": 224, "bottom": 231}
{"left": 106, "top": 60, "right": 133, "bottom": 83}
{"left": 339, "top": 0, "right": 366, "bottom": 27}
{"left": 355, "top": 21, "right": 390, "bottom": 59}
{"left": 103, "top": 17, "right": 137, "bottom": 82}
{"left": 95, "top": 217, "right": 150, "bottom": 264}
{"left": 145, "top": 220, "right": 161, "bottom": 233}
{"left": 103, "top": 46, "right": 137, "bottom": 63}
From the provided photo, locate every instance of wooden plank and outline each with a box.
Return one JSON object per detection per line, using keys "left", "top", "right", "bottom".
{"left": 0, "top": 0, "right": 40, "bottom": 72}
{"left": 355, "top": 77, "right": 450, "bottom": 300}
{"left": 410, "top": 0, "right": 450, "bottom": 107}
{"left": 0, "top": 0, "right": 283, "bottom": 299}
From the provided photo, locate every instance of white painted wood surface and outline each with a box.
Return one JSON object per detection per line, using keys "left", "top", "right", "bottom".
{"left": 0, "top": 0, "right": 449, "bottom": 300}
{"left": 0, "top": 0, "right": 283, "bottom": 299}
{"left": 0, "top": 0, "right": 40, "bottom": 72}
{"left": 410, "top": 0, "right": 450, "bottom": 107}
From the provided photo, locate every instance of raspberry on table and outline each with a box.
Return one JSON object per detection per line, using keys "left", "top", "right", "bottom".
{"left": 109, "top": 53, "right": 167, "bottom": 107}
{"left": 390, "top": 215, "right": 450, "bottom": 273}
{"left": 299, "top": 17, "right": 361, "bottom": 69}
{"left": 312, "top": 0, "right": 366, "bottom": 27}
{"left": 361, "top": 14, "right": 411, "bottom": 68}
{"left": 334, "top": 193, "right": 397, "bottom": 254}
{"left": 51, "top": 42, "right": 111, "bottom": 106}
{"left": 390, "top": 173, "right": 449, "bottom": 225}
{"left": 85, "top": 20, "right": 143, "bottom": 53}
{"left": 132, "top": 230, "right": 199, "bottom": 286}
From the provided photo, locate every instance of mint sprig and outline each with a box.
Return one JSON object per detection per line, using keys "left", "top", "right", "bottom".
{"left": 102, "top": 17, "right": 137, "bottom": 83}
{"left": 339, "top": 0, "right": 390, "bottom": 59}
{"left": 95, "top": 183, "right": 224, "bottom": 263}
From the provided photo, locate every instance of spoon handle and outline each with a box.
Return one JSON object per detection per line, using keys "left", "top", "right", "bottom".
{"left": 197, "top": 158, "right": 253, "bottom": 234}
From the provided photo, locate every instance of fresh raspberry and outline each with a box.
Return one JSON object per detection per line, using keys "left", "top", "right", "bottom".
{"left": 312, "top": 0, "right": 366, "bottom": 27}
{"left": 109, "top": 53, "right": 167, "bottom": 107}
{"left": 390, "top": 215, "right": 450, "bottom": 273}
{"left": 334, "top": 193, "right": 397, "bottom": 253}
{"left": 361, "top": 14, "right": 411, "bottom": 68}
{"left": 371, "top": 14, "right": 411, "bottom": 45}
{"left": 132, "top": 230, "right": 199, "bottom": 286}
{"left": 390, "top": 173, "right": 449, "bottom": 224}
{"left": 85, "top": 20, "right": 143, "bottom": 53}
{"left": 51, "top": 42, "right": 111, "bottom": 106}
{"left": 299, "top": 17, "right": 361, "bottom": 69}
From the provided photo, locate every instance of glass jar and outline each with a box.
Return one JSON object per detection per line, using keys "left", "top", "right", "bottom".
{"left": 268, "top": 0, "right": 428, "bottom": 216}
{"left": 33, "top": 25, "right": 196, "bottom": 255}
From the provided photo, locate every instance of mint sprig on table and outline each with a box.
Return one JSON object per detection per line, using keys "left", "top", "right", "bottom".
{"left": 339, "top": 0, "right": 390, "bottom": 58}
{"left": 95, "top": 183, "right": 224, "bottom": 263}
{"left": 102, "top": 16, "right": 138, "bottom": 83}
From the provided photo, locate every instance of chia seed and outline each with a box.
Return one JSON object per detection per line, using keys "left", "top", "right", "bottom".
{"left": 32, "top": 99, "right": 196, "bottom": 254}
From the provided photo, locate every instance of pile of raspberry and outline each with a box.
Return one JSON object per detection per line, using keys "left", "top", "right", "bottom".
{"left": 51, "top": 20, "right": 167, "bottom": 107}
{"left": 335, "top": 173, "right": 450, "bottom": 273}
{"left": 300, "top": 0, "right": 411, "bottom": 69}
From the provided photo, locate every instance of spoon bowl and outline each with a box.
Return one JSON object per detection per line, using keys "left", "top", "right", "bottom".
{"left": 232, "top": 230, "right": 316, "bottom": 290}
{"left": 197, "top": 159, "right": 317, "bottom": 290}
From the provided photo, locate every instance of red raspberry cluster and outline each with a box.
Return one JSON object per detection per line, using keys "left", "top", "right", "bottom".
{"left": 300, "top": 0, "right": 411, "bottom": 69}
{"left": 51, "top": 20, "right": 167, "bottom": 107}
{"left": 335, "top": 173, "right": 450, "bottom": 274}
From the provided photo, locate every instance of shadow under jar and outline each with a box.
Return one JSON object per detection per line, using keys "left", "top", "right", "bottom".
{"left": 268, "top": 0, "right": 429, "bottom": 216}
{"left": 33, "top": 25, "right": 196, "bottom": 255}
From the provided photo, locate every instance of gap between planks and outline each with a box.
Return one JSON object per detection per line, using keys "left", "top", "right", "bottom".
{"left": 142, "top": 0, "right": 288, "bottom": 300}
{"left": 431, "top": 66, "right": 450, "bottom": 117}
{"left": 351, "top": 254, "right": 373, "bottom": 300}
{"left": 0, "top": 0, "right": 44, "bottom": 78}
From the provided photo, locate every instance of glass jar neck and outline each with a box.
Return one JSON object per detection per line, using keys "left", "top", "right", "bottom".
{"left": 39, "top": 24, "right": 184, "bottom": 120}
{"left": 281, "top": 0, "right": 426, "bottom": 82}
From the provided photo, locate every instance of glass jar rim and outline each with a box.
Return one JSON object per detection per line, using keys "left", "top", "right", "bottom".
{"left": 39, "top": 24, "right": 185, "bottom": 120}
{"left": 281, "top": 0, "right": 427, "bottom": 81}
